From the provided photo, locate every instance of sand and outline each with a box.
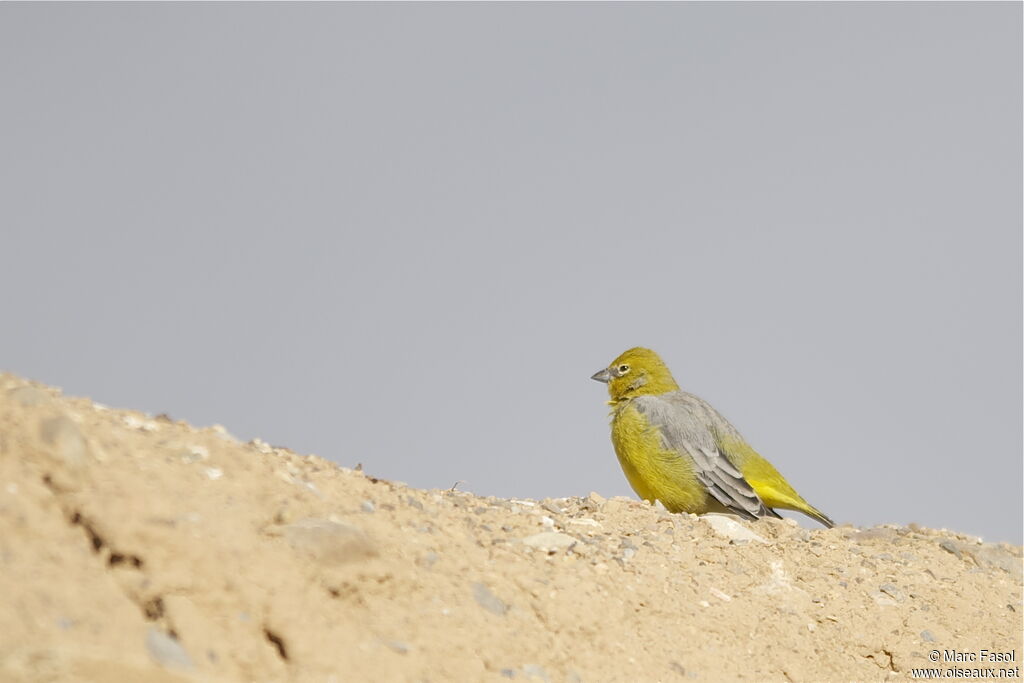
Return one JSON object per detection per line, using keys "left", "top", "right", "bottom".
{"left": 1, "top": 373, "right": 1020, "bottom": 682}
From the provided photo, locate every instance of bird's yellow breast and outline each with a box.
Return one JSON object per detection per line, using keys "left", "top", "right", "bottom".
{"left": 609, "top": 402, "right": 709, "bottom": 514}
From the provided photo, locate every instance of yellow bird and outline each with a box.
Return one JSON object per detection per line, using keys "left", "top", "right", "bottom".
{"left": 591, "top": 347, "right": 834, "bottom": 528}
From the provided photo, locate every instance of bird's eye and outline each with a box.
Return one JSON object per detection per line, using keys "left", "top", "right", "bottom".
{"left": 617, "top": 364, "right": 630, "bottom": 375}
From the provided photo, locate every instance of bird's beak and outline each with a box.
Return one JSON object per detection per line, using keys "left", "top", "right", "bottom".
{"left": 590, "top": 368, "right": 612, "bottom": 383}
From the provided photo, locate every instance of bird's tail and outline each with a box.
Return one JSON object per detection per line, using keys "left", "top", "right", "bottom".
{"left": 802, "top": 504, "right": 835, "bottom": 529}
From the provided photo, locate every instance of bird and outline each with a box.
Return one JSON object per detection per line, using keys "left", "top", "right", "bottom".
{"left": 591, "top": 347, "right": 834, "bottom": 528}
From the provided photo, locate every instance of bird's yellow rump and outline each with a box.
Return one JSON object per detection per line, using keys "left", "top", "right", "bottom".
{"left": 591, "top": 347, "right": 834, "bottom": 528}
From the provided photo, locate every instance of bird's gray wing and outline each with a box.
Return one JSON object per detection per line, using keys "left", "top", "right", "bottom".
{"left": 633, "top": 393, "right": 774, "bottom": 521}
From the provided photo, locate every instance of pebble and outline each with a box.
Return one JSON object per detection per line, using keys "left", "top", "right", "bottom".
{"left": 361, "top": 500, "right": 376, "bottom": 513}
{"left": 700, "top": 515, "right": 768, "bottom": 544}
{"left": 180, "top": 445, "right": 210, "bottom": 463}
{"left": 279, "top": 519, "right": 377, "bottom": 565}
{"left": 879, "top": 583, "right": 905, "bottom": 602}
{"left": 520, "top": 664, "right": 550, "bottom": 681}
{"left": 250, "top": 438, "right": 273, "bottom": 454}
{"left": 938, "top": 539, "right": 963, "bottom": 560}
{"left": 383, "top": 640, "right": 410, "bottom": 654}
{"left": 210, "top": 424, "right": 237, "bottom": 441}
{"left": 7, "top": 385, "right": 52, "bottom": 407}
{"left": 921, "top": 629, "right": 936, "bottom": 642}
{"left": 601, "top": 499, "right": 625, "bottom": 515}
{"left": 472, "top": 582, "right": 509, "bottom": 616}
{"left": 541, "top": 501, "right": 563, "bottom": 516}
{"left": 522, "top": 532, "right": 577, "bottom": 553}
{"left": 38, "top": 415, "right": 87, "bottom": 487}
{"left": 145, "top": 628, "right": 193, "bottom": 670}
{"left": 873, "top": 593, "right": 899, "bottom": 607}
{"left": 122, "top": 414, "right": 159, "bottom": 432}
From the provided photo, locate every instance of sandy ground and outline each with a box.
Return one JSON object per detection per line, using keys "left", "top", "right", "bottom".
{"left": 1, "top": 373, "right": 1020, "bottom": 683}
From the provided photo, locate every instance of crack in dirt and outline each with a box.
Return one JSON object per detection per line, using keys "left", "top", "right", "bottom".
{"left": 263, "top": 627, "right": 289, "bottom": 662}
{"left": 41, "top": 474, "right": 174, "bottom": 635}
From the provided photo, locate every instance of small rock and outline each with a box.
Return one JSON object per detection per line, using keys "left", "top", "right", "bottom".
{"left": 38, "top": 415, "right": 87, "bottom": 487}
{"left": 383, "top": 640, "right": 410, "bottom": 654}
{"left": 879, "top": 583, "right": 905, "bottom": 602}
{"left": 204, "top": 467, "right": 224, "bottom": 480}
{"left": 938, "top": 539, "right": 963, "bottom": 560}
{"left": 756, "top": 560, "right": 799, "bottom": 595}
{"left": 7, "top": 385, "right": 52, "bottom": 407}
{"left": 210, "top": 423, "right": 236, "bottom": 441}
{"left": 472, "top": 582, "right": 509, "bottom": 616}
{"left": 541, "top": 501, "right": 563, "bottom": 516}
{"left": 522, "top": 532, "right": 577, "bottom": 553}
{"left": 122, "top": 414, "right": 159, "bottom": 432}
{"left": 921, "top": 630, "right": 936, "bottom": 642}
{"left": 250, "top": 438, "right": 273, "bottom": 454}
{"left": 361, "top": 500, "right": 376, "bottom": 513}
{"left": 872, "top": 591, "right": 899, "bottom": 606}
{"left": 700, "top": 515, "right": 768, "bottom": 544}
{"left": 601, "top": 499, "right": 625, "bottom": 514}
{"left": 279, "top": 519, "right": 377, "bottom": 565}
{"left": 145, "top": 628, "right": 193, "bottom": 670}
{"left": 521, "top": 664, "right": 550, "bottom": 682}
{"left": 567, "top": 518, "right": 602, "bottom": 528}
{"left": 180, "top": 445, "right": 210, "bottom": 463}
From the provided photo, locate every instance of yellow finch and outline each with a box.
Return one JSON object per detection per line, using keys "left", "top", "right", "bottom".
{"left": 591, "top": 347, "right": 834, "bottom": 528}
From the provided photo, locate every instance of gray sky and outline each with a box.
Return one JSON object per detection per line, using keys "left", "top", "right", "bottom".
{"left": 2, "top": 3, "right": 1020, "bottom": 543}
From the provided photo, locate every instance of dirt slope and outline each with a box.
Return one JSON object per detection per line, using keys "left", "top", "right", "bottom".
{"left": 1, "top": 374, "right": 1020, "bottom": 683}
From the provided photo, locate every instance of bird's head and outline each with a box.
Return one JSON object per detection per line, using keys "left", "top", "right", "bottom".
{"left": 590, "top": 347, "right": 680, "bottom": 402}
